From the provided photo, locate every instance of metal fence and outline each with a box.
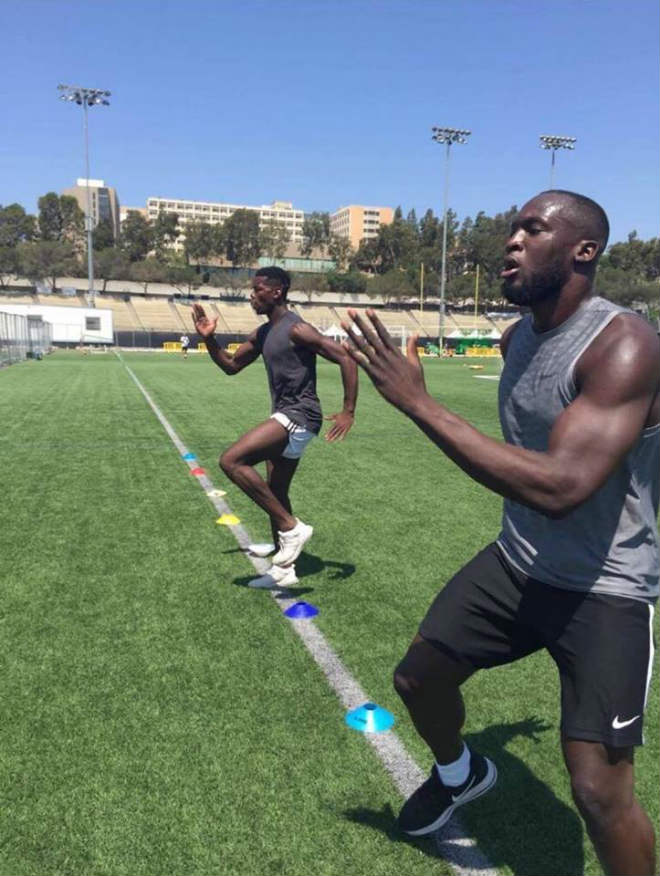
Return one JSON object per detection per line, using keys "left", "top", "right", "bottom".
{"left": 0, "top": 311, "right": 53, "bottom": 366}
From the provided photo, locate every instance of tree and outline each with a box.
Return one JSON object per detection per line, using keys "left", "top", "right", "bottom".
{"left": 301, "top": 211, "right": 330, "bottom": 257}
{"left": 259, "top": 219, "right": 291, "bottom": 261}
{"left": 92, "top": 218, "right": 116, "bottom": 251}
{"left": 0, "top": 203, "right": 37, "bottom": 247}
{"left": 152, "top": 211, "right": 180, "bottom": 261}
{"left": 326, "top": 271, "right": 367, "bottom": 295}
{"left": 120, "top": 211, "right": 154, "bottom": 262}
{"left": 0, "top": 246, "right": 19, "bottom": 289}
{"left": 221, "top": 209, "right": 261, "bottom": 268}
{"left": 165, "top": 259, "right": 201, "bottom": 295}
{"left": 292, "top": 271, "right": 329, "bottom": 301}
{"left": 94, "top": 248, "right": 131, "bottom": 292}
{"left": 327, "top": 233, "right": 353, "bottom": 272}
{"left": 18, "top": 241, "right": 80, "bottom": 292}
{"left": 37, "top": 193, "right": 84, "bottom": 245}
{"left": 351, "top": 237, "right": 380, "bottom": 274}
{"left": 184, "top": 220, "right": 216, "bottom": 266}
{"left": 130, "top": 257, "right": 168, "bottom": 293}
{"left": 366, "top": 269, "right": 415, "bottom": 304}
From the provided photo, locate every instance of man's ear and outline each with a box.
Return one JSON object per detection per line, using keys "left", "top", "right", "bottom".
{"left": 574, "top": 239, "right": 600, "bottom": 265}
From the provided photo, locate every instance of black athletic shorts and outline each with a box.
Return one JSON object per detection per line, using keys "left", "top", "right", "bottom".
{"left": 418, "top": 542, "right": 656, "bottom": 747}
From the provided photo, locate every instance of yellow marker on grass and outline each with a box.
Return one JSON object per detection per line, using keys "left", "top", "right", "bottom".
{"left": 216, "top": 513, "right": 240, "bottom": 526}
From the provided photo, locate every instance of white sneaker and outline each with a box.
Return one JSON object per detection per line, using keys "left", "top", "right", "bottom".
{"left": 247, "top": 564, "right": 298, "bottom": 589}
{"left": 247, "top": 542, "right": 276, "bottom": 558}
{"left": 271, "top": 519, "right": 313, "bottom": 566}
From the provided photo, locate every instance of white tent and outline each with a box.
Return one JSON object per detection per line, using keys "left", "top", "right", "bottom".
{"left": 321, "top": 323, "right": 349, "bottom": 340}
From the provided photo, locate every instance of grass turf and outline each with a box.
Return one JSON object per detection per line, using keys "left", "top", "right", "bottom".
{"left": 1, "top": 349, "right": 657, "bottom": 876}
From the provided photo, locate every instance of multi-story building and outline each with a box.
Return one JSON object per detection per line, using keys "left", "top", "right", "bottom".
{"left": 62, "top": 179, "right": 121, "bottom": 240}
{"left": 329, "top": 205, "right": 394, "bottom": 251}
{"left": 146, "top": 196, "right": 305, "bottom": 252}
{"left": 119, "top": 206, "right": 148, "bottom": 224}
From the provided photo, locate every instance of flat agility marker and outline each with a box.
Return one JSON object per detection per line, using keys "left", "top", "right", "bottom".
{"left": 346, "top": 702, "right": 395, "bottom": 733}
{"left": 216, "top": 513, "right": 241, "bottom": 526}
{"left": 117, "top": 352, "right": 498, "bottom": 876}
{"left": 284, "top": 601, "right": 319, "bottom": 619}
{"left": 182, "top": 452, "right": 197, "bottom": 461}
{"left": 206, "top": 488, "right": 227, "bottom": 498}
{"left": 190, "top": 466, "right": 206, "bottom": 475}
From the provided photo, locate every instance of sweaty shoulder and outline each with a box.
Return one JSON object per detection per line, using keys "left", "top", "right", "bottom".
{"left": 576, "top": 312, "right": 660, "bottom": 426}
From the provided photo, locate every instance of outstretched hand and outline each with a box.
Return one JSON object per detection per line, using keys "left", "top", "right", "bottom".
{"left": 324, "top": 410, "right": 354, "bottom": 442}
{"left": 341, "top": 309, "right": 427, "bottom": 414}
{"left": 191, "top": 302, "right": 218, "bottom": 338}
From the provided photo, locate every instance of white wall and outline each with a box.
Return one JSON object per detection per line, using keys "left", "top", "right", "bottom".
{"left": 0, "top": 304, "right": 114, "bottom": 344}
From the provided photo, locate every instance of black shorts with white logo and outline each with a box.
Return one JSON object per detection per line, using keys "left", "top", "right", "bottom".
{"left": 418, "top": 542, "right": 656, "bottom": 747}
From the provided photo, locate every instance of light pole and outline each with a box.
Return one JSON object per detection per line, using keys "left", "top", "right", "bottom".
{"left": 539, "top": 134, "right": 576, "bottom": 189}
{"left": 58, "top": 84, "right": 111, "bottom": 306}
{"left": 431, "top": 126, "right": 471, "bottom": 354}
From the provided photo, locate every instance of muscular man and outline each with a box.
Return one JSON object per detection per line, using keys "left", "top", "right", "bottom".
{"left": 193, "top": 266, "right": 358, "bottom": 589}
{"left": 344, "top": 191, "right": 659, "bottom": 875}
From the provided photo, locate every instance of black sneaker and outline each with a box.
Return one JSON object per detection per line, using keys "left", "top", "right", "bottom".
{"left": 398, "top": 751, "right": 497, "bottom": 836}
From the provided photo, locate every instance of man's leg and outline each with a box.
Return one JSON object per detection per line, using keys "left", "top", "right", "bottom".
{"left": 563, "top": 739, "right": 656, "bottom": 876}
{"left": 394, "top": 633, "right": 475, "bottom": 763}
{"left": 266, "top": 457, "right": 300, "bottom": 546}
{"left": 219, "top": 419, "right": 296, "bottom": 532}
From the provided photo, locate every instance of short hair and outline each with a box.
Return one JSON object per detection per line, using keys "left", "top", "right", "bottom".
{"left": 255, "top": 266, "right": 291, "bottom": 298}
{"left": 540, "top": 190, "right": 610, "bottom": 255}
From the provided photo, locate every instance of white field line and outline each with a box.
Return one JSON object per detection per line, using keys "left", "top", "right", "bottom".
{"left": 118, "top": 352, "right": 498, "bottom": 876}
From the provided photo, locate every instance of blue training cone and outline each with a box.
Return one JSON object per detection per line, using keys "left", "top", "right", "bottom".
{"left": 182, "top": 452, "right": 196, "bottom": 461}
{"left": 284, "top": 601, "right": 319, "bottom": 619}
{"left": 345, "top": 702, "right": 395, "bottom": 733}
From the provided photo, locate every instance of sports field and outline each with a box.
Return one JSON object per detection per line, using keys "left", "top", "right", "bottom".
{"left": 1, "top": 349, "right": 658, "bottom": 876}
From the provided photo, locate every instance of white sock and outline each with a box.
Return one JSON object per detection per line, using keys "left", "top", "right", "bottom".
{"left": 435, "top": 743, "right": 470, "bottom": 787}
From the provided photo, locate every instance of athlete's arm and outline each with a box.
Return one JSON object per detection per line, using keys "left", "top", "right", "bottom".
{"left": 344, "top": 309, "right": 660, "bottom": 518}
{"left": 191, "top": 303, "right": 260, "bottom": 375}
{"left": 290, "top": 321, "right": 358, "bottom": 441}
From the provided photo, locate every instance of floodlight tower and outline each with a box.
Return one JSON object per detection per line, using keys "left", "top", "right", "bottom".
{"left": 58, "top": 84, "right": 111, "bottom": 306}
{"left": 539, "top": 134, "right": 576, "bottom": 189}
{"left": 431, "top": 126, "right": 471, "bottom": 354}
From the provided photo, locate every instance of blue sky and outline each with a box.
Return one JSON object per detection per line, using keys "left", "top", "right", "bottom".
{"left": 1, "top": 0, "right": 658, "bottom": 244}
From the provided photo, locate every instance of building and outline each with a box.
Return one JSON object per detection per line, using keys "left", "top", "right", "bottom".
{"left": 146, "top": 196, "right": 305, "bottom": 253}
{"left": 119, "top": 206, "right": 148, "bottom": 224}
{"left": 329, "top": 205, "right": 394, "bottom": 251}
{"left": 62, "top": 179, "right": 121, "bottom": 240}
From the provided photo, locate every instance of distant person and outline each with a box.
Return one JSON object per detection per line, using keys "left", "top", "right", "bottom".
{"left": 192, "top": 266, "right": 358, "bottom": 589}
{"left": 180, "top": 334, "right": 190, "bottom": 358}
{"left": 344, "top": 191, "right": 659, "bottom": 876}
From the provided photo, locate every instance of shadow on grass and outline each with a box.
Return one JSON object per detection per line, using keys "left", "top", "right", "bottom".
{"left": 231, "top": 551, "right": 356, "bottom": 594}
{"left": 344, "top": 717, "right": 585, "bottom": 876}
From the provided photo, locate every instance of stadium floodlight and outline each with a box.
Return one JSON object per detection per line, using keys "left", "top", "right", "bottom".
{"left": 539, "top": 134, "right": 576, "bottom": 189}
{"left": 58, "top": 84, "right": 112, "bottom": 306}
{"left": 431, "top": 126, "right": 471, "bottom": 354}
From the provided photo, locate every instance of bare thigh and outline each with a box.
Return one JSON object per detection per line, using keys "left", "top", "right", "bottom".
{"left": 221, "top": 419, "right": 289, "bottom": 467}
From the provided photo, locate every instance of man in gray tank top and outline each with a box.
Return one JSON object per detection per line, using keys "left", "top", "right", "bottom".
{"left": 192, "top": 267, "right": 358, "bottom": 589}
{"left": 344, "top": 191, "right": 659, "bottom": 875}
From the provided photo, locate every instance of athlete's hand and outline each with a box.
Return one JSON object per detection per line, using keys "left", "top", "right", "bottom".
{"left": 324, "top": 411, "right": 354, "bottom": 442}
{"left": 192, "top": 302, "right": 218, "bottom": 337}
{"left": 342, "top": 309, "right": 427, "bottom": 414}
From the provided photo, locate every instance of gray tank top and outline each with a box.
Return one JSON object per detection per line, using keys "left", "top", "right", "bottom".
{"left": 497, "top": 296, "right": 659, "bottom": 603}
{"left": 255, "top": 310, "right": 322, "bottom": 434}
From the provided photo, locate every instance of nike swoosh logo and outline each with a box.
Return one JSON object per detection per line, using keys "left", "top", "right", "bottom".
{"left": 451, "top": 775, "right": 476, "bottom": 803}
{"left": 612, "top": 714, "right": 640, "bottom": 730}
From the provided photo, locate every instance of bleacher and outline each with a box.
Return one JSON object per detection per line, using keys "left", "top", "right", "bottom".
{"left": 95, "top": 295, "right": 141, "bottom": 330}
{"left": 292, "top": 304, "right": 337, "bottom": 330}
{"left": 219, "top": 302, "right": 265, "bottom": 334}
{"left": 130, "top": 297, "right": 184, "bottom": 332}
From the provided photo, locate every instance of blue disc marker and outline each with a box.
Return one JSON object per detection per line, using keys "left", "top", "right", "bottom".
{"left": 345, "top": 702, "right": 395, "bottom": 733}
{"left": 284, "top": 601, "right": 319, "bottom": 619}
{"left": 183, "top": 452, "right": 196, "bottom": 461}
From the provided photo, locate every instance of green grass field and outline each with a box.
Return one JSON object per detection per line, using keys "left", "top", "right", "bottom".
{"left": 1, "top": 349, "right": 658, "bottom": 876}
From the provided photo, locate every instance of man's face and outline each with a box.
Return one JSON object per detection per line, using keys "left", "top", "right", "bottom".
{"left": 500, "top": 196, "right": 580, "bottom": 306}
{"left": 250, "top": 276, "right": 282, "bottom": 313}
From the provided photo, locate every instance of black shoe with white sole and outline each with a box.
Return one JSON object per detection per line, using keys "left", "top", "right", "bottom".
{"left": 398, "top": 751, "right": 497, "bottom": 836}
